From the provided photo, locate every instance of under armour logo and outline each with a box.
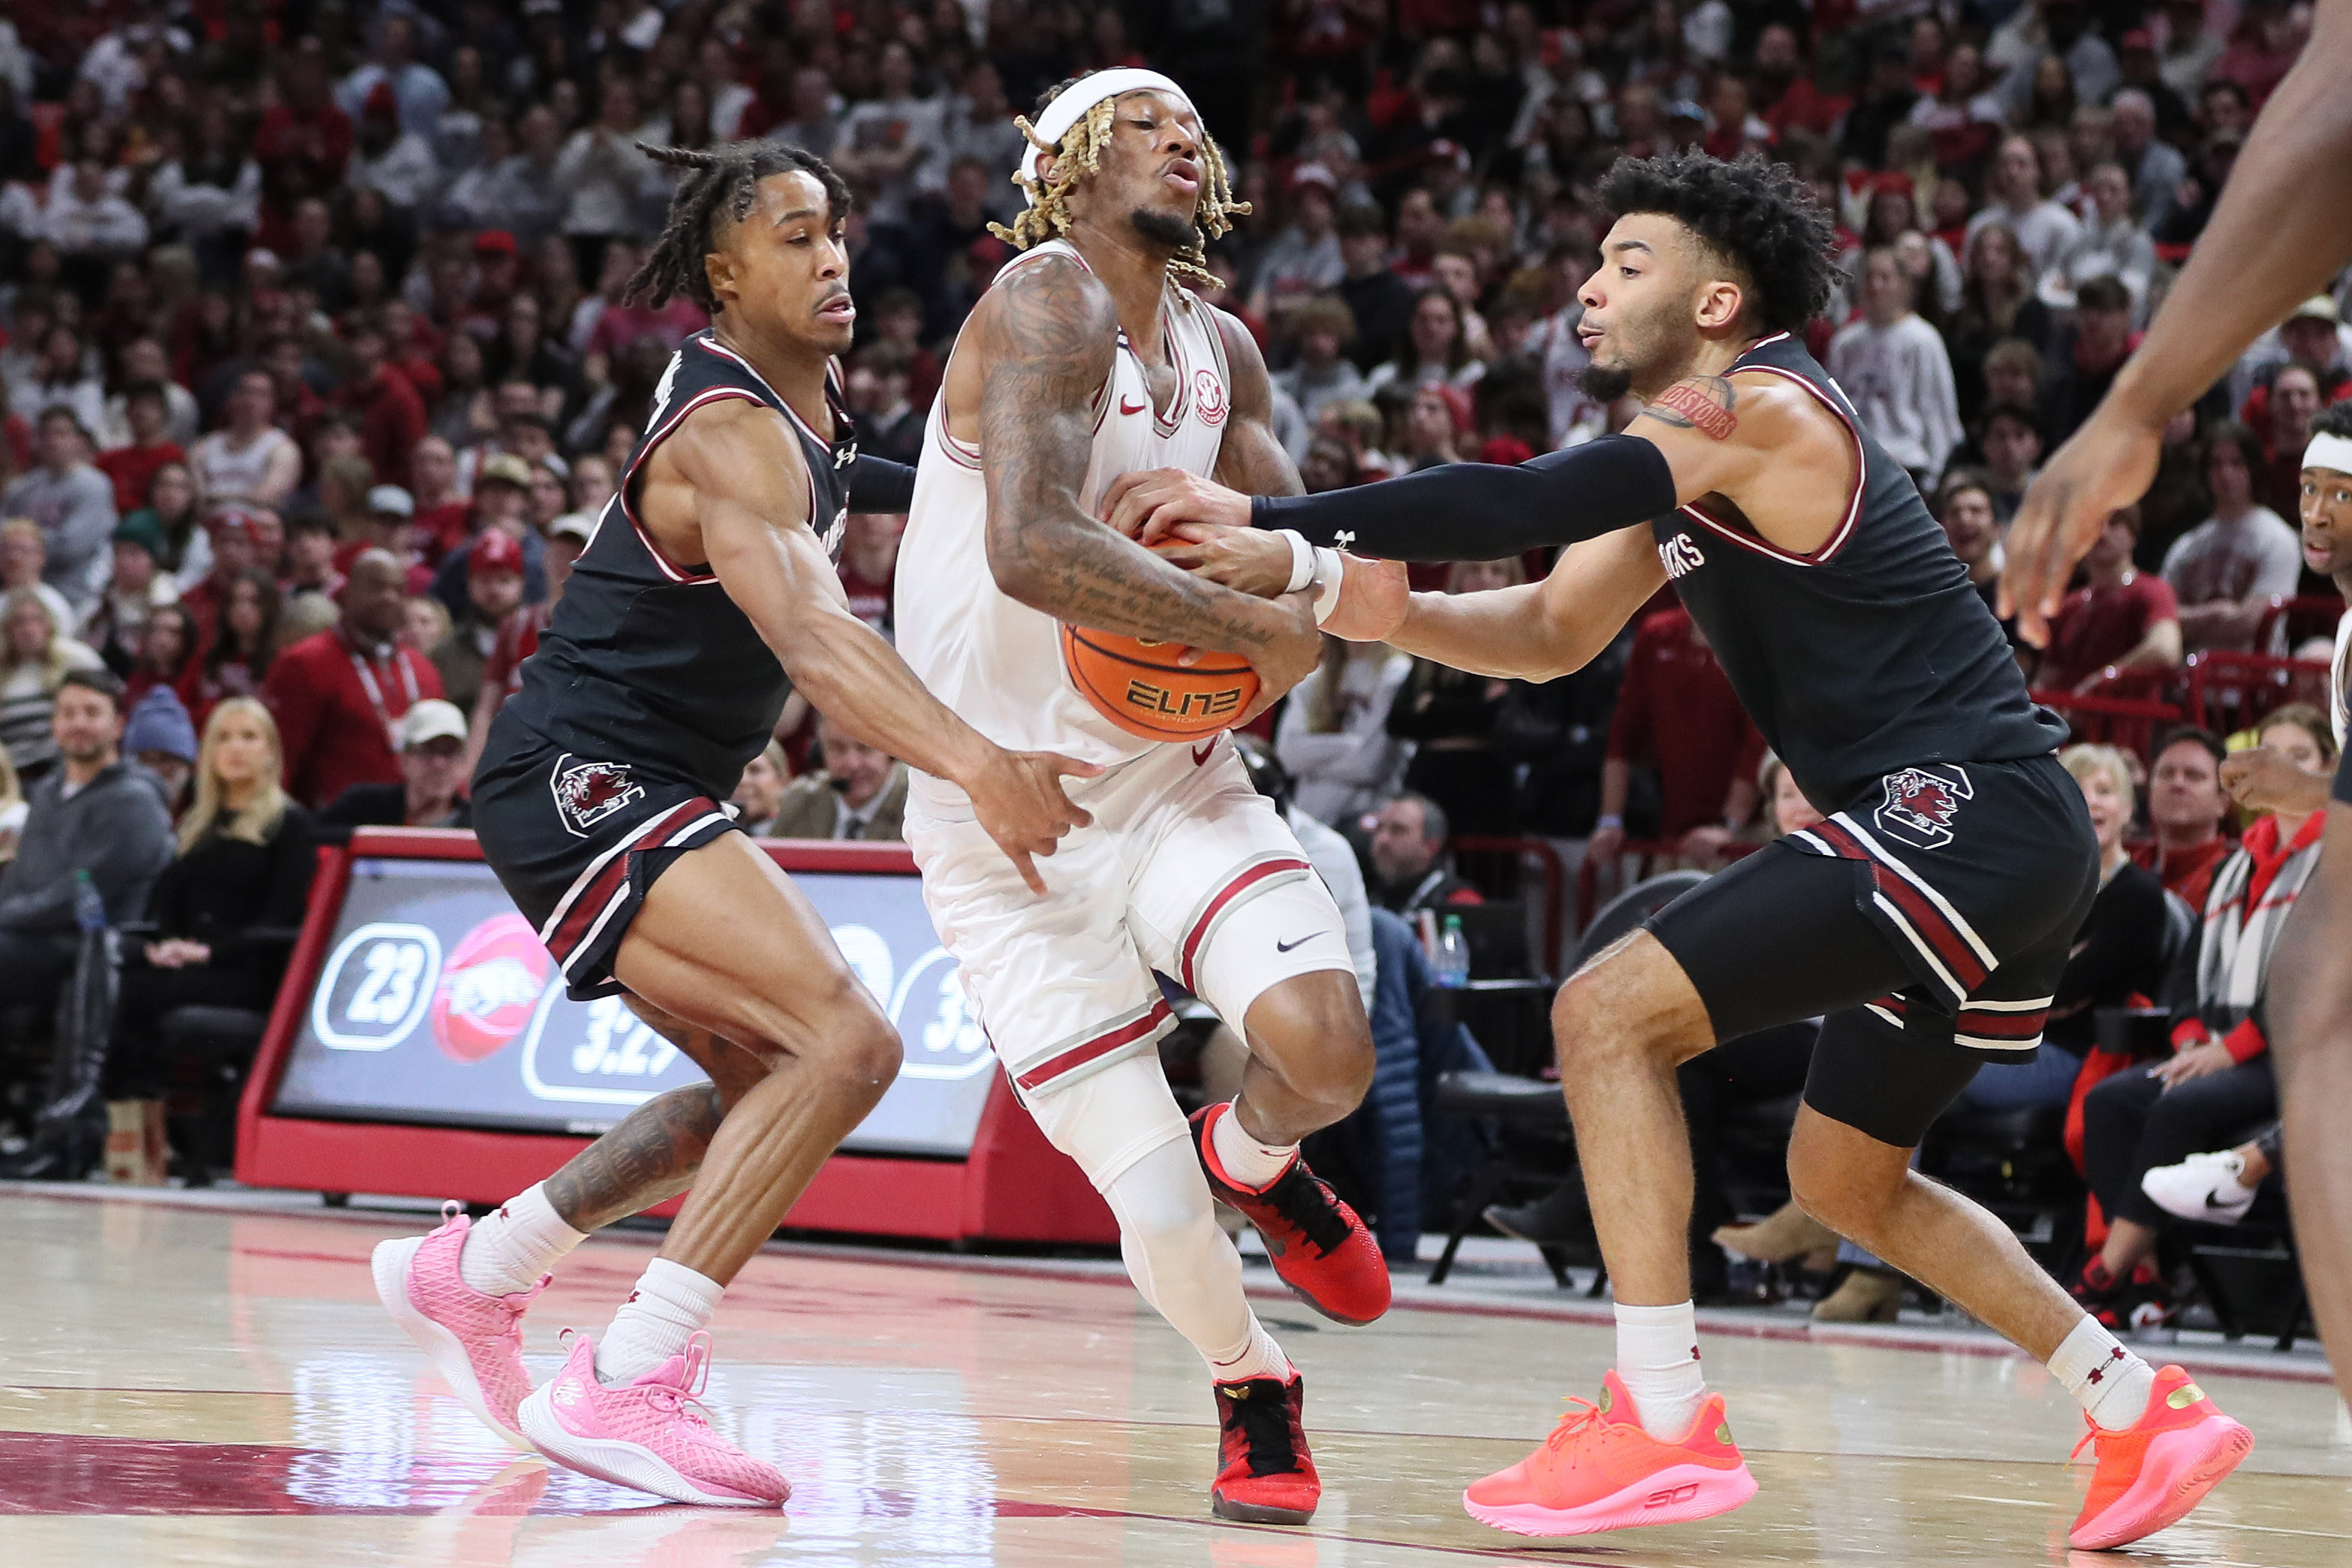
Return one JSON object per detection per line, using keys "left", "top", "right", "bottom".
{"left": 1333, "top": 530, "right": 1357, "bottom": 550}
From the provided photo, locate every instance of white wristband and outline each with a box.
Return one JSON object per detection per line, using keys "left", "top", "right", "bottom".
{"left": 1311, "top": 546, "right": 1346, "bottom": 625}
{"left": 1279, "top": 528, "right": 1315, "bottom": 594}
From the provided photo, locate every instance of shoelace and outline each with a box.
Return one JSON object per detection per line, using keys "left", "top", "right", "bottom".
{"left": 1542, "top": 1397, "right": 1607, "bottom": 1467}
{"left": 1221, "top": 1382, "right": 1300, "bottom": 1477}
{"left": 1260, "top": 1166, "right": 1352, "bottom": 1256}
{"left": 646, "top": 1331, "right": 718, "bottom": 1429}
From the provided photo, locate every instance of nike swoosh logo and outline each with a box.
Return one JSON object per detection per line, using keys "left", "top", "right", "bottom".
{"left": 1121, "top": 397, "right": 1147, "bottom": 415}
{"left": 2204, "top": 1191, "right": 2240, "bottom": 1208}
{"left": 1192, "top": 740, "right": 1217, "bottom": 765}
{"left": 1275, "top": 934, "right": 1316, "bottom": 953}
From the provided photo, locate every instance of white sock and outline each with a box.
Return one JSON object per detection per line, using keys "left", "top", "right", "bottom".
{"left": 1615, "top": 1301, "right": 1707, "bottom": 1438}
{"left": 595, "top": 1258, "right": 724, "bottom": 1386}
{"left": 1206, "top": 1317, "right": 1293, "bottom": 1384}
{"left": 458, "top": 1183, "right": 588, "bottom": 1297}
{"left": 1211, "top": 1101, "right": 1297, "bottom": 1190}
{"left": 2049, "top": 1316, "right": 2158, "bottom": 1431}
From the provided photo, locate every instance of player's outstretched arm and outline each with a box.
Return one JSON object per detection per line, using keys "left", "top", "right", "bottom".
{"left": 968, "top": 255, "right": 1320, "bottom": 717}
{"left": 665, "top": 400, "right": 1095, "bottom": 892}
{"left": 2002, "top": 0, "right": 2352, "bottom": 644}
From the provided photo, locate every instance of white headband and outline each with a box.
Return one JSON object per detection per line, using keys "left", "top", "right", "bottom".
{"left": 1018, "top": 69, "right": 1197, "bottom": 188}
{"left": 2304, "top": 432, "right": 2352, "bottom": 476}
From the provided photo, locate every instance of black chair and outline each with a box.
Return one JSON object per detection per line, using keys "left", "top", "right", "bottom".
{"left": 1425, "top": 871, "right": 1709, "bottom": 1285}
{"left": 154, "top": 1004, "right": 273, "bottom": 1185}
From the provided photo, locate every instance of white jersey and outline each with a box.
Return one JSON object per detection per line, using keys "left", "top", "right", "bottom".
{"left": 896, "top": 239, "right": 1234, "bottom": 799}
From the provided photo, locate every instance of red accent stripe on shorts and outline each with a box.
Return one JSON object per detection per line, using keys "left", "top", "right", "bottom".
{"left": 1807, "top": 820, "right": 1989, "bottom": 994}
{"left": 1178, "top": 856, "right": 1312, "bottom": 992}
{"left": 547, "top": 799, "right": 713, "bottom": 962}
{"left": 1013, "top": 997, "right": 1174, "bottom": 1093}
{"left": 1956, "top": 1007, "right": 2048, "bottom": 1040}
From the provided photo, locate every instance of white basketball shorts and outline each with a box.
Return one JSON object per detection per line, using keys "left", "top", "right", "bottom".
{"left": 903, "top": 734, "right": 1352, "bottom": 1100}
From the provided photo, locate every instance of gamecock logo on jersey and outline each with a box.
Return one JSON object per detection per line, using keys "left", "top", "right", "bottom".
{"left": 1195, "top": 369, "right": 1227, "bottom": 426}
{"left": 1873, "top": 765, "right": 1973, "bottom": 850}
{"left": 429, "top": 913, "right": 550, "bottom": 1062}
{"left": 551, "top": 755, "right": 646, "bottom": 838}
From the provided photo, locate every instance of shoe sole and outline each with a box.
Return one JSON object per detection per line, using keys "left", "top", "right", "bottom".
{"left": 1463, "top": 1461, "right": 1758, "bottom": 1536}
{"left": 370, "top": 1235, "right": 533, "bottom": 1449}
{"left": 1211, "top": 1487, "right": 1316, "bottom": 1525}
{"left": 515, "top": 1385, "right": 788, "bottom": 1509}
{"left": 2068, "top": 1417, "right": 2254, "bottom": 1550}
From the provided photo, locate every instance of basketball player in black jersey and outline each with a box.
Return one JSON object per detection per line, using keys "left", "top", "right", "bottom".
{"left": 1107, "top": 151, "right": 2251, "bottom": 1547}
{"left": 2005, "top": 0, "right": 2352, "bottom": 1418}
{"left": 372, "top": 141, "right": 1094, "bottom": 1506}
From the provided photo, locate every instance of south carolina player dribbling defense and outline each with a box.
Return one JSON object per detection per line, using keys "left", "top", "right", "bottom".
{"left": 1110, "top": 150, "right": 2253, "bottom": 1550}
{"left": 372, "top": 141, "right": 1093, "bottom": 1506}
{"left": 893, "top": 70, "right": 1387, "bottom": 1524}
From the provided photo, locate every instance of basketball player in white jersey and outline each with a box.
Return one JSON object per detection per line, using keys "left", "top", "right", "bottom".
{"left": 894, "top": 71, "right": 1386, "bottom": 1524}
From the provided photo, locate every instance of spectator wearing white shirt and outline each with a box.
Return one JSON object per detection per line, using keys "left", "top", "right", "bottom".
{"left": 1828, "top": 248, "right": 1962, "bottom": 486}
{"left": 2051, "top": 164, "right": 2156, "bottom": 310}
{"left": 1277, "top": 640, "right": 1415, "bottom": 828}
{"left": 98, "top": 339, "right": 199, "bottom": 451}
{"left": 1272, "top": 297, "right": 1370, "bottom": 429}
{"left": 1250, "top": 167, "right": 1348, "bottom": 323}
{"left": 336, "top": 13, "right": 449, "bottom": 143}
{"left": 1, "top": 411, "right": 117, "bottom": 617}
{"left": 556, "top": 79, "right": 656, "bottom": 279}
{"left": 39, "top": 156, "right": 149, "bottom": 264}
{"left": 188, "top": 370, "right": 302, "bottom": 514}
{"left": 829, "top": 42, "right": 943, "bottom": 226}
{"left": 1965, "top": 135, "right": 2082, "bottom": 278}
{"left": 148, "top": 102, "right": 260, "bottom": 278}
{"left": 349, "top": 82, "right": 441, "bottom": 213}
{"left": 2163, "top": 423, "right": 2304, "bottom": 653}
{"left": 8, "top": 324, "right": 107, "bottom": 435}
{"left": 2108, "top": 89, "right": 2186, "bottom": 235}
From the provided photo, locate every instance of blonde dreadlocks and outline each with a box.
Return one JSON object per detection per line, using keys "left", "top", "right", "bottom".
{"left": 988, "top": 84, "right": 1248, "bottom": 289}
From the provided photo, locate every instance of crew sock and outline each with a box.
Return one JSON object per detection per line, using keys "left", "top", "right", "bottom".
{"left": 1209, "top": 1101, "right": 1298, "bottom": 1190}
{"left": 1615, "top": 1301, "right": 1707, "bottom": 1438}
{"left": 2050, "top": 1316, "right": 2158, "bottom": 1431}
{"left": 596, "top": 1257, "right": 725, "bottom": 1386}
{"left": 457, "top": 1182, "right": 587, "bottom": 1297}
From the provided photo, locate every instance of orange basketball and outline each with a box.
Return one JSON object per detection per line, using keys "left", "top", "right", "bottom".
{"left": 1059, "top": 624, "right": 1260, "bottom": 742}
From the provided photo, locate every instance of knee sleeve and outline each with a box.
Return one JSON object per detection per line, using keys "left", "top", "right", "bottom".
{"left": 1022, "top": 1056, "right": 1255, "bottom": 1365}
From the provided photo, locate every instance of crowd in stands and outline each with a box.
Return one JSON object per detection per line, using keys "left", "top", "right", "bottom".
{"left": 0, "top": 2, "right": 2341, "bottom": 1332}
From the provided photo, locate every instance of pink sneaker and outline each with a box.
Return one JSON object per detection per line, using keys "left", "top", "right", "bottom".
{"left": 371, "top": 1202, "right": 544, "bottom": 1448}
{"left": 516, "top": 1332, "right": 790, "bottom": 1508}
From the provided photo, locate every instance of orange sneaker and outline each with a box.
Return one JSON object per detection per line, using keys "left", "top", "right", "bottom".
{"left": 2068, "top": 1365, "right": 2253, "bottom": 1550}
{"left": 1462, "top": 1371, "right": 1757, "bottom": 1537}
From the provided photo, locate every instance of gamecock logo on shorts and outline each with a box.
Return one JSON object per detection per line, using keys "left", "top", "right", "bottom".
{"left": 552, "top": 754, "right": 645, "bottom": 838}
{"left": 1872, "top": 764, "right": 1973, "bottom": 850}
{"left": 1195, "top": 369, "right": 1227, "bottom": 426}
{"left": 429, "top": 913, "right": 550, "bottom": 1062}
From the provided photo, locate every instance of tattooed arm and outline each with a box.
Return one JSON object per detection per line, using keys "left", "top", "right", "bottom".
{"left": 972, "top": 256, "right": 1319, "bottom": 709}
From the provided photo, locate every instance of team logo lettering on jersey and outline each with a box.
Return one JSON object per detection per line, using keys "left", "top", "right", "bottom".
{"left": 1658, "top": 531, "right": 1706, "bottom": 579}
{"left": 552, "top": 755, "right": 647, "bottom": 838}
{"left": 821, "top": 506, "right": 848, "bottom": 561}
{"left": 1195, "top": 369, "right": 1227, "bottom": 427}
{"left": 1873, "top": 764, "right": 1973, "bottom": 850}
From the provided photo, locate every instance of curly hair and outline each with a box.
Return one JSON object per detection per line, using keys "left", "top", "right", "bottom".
{"left": 626, "top": 140, "right": 853, "bottom": 315}
{"left": 989, "top": 75, "right": 1249, "bottom": 289}
{"left": 1597, "top": 151, "right": 1836, "bottom": 333}
{"left": 2312, "top": 399, "right": 2352, "bottom": 443}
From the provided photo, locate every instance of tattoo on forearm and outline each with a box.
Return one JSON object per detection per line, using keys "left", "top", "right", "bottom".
{"left": 1639, "top": 376, "right": 1737, "bottom": 440}
{"left": 978, "top": 261, "right": 1274, "bottom": 650}
{"left": 544, "top": 1081, "right": 727, "bottom": 1231}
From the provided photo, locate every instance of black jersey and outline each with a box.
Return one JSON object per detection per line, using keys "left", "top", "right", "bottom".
{"left": 498, "top": 332, "right": 855, "bottom": 796}
{"left": 1649, "top": 332, "right": 2064, "bottom": 809}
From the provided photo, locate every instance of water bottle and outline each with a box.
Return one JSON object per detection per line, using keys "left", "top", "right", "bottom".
{"left": 72, "top": 869, "right": 106, "bottom": 932}
{"left": 1434, "top": 913, "right": 1471, "bottom": 989}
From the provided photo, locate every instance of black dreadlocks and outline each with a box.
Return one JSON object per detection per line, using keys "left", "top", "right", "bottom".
{"left": 625, "top": 140, "right": 854, "bottom": 315}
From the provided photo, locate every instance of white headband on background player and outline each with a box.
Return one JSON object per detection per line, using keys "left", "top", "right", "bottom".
{"left": 2304, "top": 432, "right": 2352, "bottom": 475}
{"left": 1017, "top": 68, "right": 1198, "bottom": 187}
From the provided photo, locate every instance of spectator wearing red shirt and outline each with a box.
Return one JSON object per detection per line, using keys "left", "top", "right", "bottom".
{"left": 2131, "top": 729, "right": 2235, "bottom": 912}
{"left": 251, "top": 38, "right": 354, "bottom": 249}
{"left": 262, "top": 550, "right": 444, "bottom": 810}
{"left": 408, "top": 435, "right": 468, "bottom": 563}
{"left": 1754, "top": 24, "right": 1850, "bottom": 141}
{"left": 92, "top": 382, "right": 187, "bottom": 514}
{"left": 2036, "top": 506, "right": 2182, "bottom": 692}
{"left": 178, "top": 507, "right": 265, "bottom": 647}
{"left": 836, "top": 513, "right": 902, "bottom": 637}
{"left": 1591, "top": 608, "right": 1767, "bottom": 868}
{"left": 330, "top": 320, "right": 427, "bottom": 491}
{"left": 463, "top": 511, "right": 587, "bottom": 775}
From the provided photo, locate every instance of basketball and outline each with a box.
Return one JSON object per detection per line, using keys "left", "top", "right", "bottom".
{"left": 1059, "top": 623, "right": 1260, "bottom": 742}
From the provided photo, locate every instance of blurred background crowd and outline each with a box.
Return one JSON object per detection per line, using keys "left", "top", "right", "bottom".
{"left": 0, "top": 0, "right": 2341, "bottom": 1342}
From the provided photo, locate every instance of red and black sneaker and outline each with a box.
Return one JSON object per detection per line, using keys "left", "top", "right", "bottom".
{"left": 1210, "top": 1373, "right": 1320, "bottom": 1524}
{"left": 2070, "top": 1257, "right": 2128, "bottom": 1328}
{"left": 1191, "top": 1103, "right": 1391, "bottom": 1326}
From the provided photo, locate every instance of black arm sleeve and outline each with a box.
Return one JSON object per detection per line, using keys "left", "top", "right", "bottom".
{"left": 848, "top": 455, "right": 917, "bottom": 513}
{"left": 1248, "top": 435, "right": 1679, "bottom": 561}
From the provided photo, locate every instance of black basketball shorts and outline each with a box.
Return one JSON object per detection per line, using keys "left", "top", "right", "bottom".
{"left": 1645, "top": 754, "right": 2100, "bottom": 1146}
{"left": 473, "top": 732, "right": 741, "bottom": 1000}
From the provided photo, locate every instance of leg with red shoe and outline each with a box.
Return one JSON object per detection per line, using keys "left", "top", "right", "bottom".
{"left": 377, "top": 838, "right": 908, "bottom": 1506}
